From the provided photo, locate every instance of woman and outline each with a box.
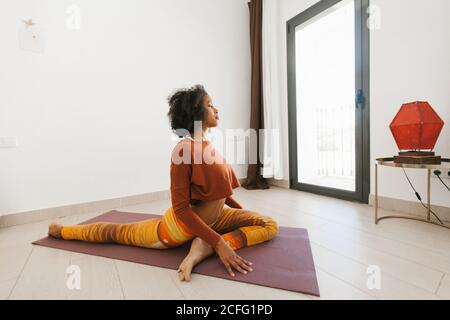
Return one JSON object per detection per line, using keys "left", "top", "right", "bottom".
{"left": 48, "top": 85, "right": 278, "bottom": 282}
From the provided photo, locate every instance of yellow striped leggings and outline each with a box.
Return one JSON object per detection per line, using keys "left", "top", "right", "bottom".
{"left": 61, "top": 207, "right": 278, "bottom": 250}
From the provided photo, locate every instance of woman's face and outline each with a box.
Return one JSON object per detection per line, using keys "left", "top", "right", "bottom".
{"left": 202, "top": 95, "right": 219, "bottom": 128}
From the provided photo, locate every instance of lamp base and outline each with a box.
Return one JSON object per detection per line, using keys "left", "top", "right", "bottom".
{"left": 394, "top": 151, "right": 441, "bottom": 164}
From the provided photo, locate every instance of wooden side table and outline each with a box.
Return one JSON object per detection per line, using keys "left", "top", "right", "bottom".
{"left": 375, "top": 157, "right": 450, "bottom": 229}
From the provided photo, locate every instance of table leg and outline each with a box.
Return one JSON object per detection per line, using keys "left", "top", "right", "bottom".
{"left": 375, "top": 163, "right": 378, "bottom": 224}
{"left": 427, "top": 169, "right": 431, "bottom": 221}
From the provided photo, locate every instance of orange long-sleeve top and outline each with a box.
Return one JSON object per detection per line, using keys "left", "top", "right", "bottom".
{"left": 169, "top": 138, "right": 241, "bottom": 248}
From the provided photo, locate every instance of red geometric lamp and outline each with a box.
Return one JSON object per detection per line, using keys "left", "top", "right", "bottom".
{"left": 389, "top": 101, "right": 444, "bottom": 164}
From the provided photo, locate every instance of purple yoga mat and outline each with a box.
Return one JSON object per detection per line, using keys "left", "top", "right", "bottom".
{"left": 33, "top": 210, "right": 320, "bottom": 296}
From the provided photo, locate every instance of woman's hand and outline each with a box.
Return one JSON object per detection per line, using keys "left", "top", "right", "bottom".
{"left": 214, "top": 238, "right": 253, "bottom": 277}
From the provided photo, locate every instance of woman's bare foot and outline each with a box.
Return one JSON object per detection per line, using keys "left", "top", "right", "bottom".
{"left": 177, "top": 237, "right": 214, "bottom": 282}
{"left": 48, "top": 221, "right": 64, "bottom": 238}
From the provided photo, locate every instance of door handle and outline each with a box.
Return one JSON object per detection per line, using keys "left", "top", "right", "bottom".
{"left": 356, "top": 89, "right": 365, "bottom": 108}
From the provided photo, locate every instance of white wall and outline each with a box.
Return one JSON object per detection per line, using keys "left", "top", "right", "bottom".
{"left": 370, "top": 0, "right": 450, "bottom": 207}
{"left": 278, "top": 0, "right": 450, "bottom": 207}
{"left": 0, "top": 0, "right": 251, "bottom": 214}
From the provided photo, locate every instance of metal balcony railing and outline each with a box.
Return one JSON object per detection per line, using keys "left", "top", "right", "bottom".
{"left": 315, "top": 104, "right": 355, "bottom": 178}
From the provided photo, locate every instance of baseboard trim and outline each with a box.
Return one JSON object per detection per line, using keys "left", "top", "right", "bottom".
{"left": 4, "top": 188, "right": 447, "bottom": 228}
{"left": 266, "top": 178, "right": 290, "bottom": 189}
{"left": 0, "top": 190, "right": 170, "bottom": 229}
{"left": 1, "top": 179, "right": 255, "bottom": 228}
{"left": 238, "top": 177, "right": 290, "bottom": 189}
{"left": 368, "top": 194, "right": 450, "bottom": 223}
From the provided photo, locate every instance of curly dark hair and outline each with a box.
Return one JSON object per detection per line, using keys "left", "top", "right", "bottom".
{"left": 167, "top": 84, "right": 208, "bottom": 137}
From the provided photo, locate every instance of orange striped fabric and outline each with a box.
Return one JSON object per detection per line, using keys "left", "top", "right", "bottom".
{"left": 61, "top": 207, "right": 278, "bottom": 251}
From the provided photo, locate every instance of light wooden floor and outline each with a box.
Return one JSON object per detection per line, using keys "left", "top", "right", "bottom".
{"left": 1, "top": 187, "right": 449, "bottom": 300}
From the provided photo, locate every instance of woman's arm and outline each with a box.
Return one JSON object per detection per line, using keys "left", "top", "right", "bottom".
{"left": 225, "top": 196, "right": 243, "bottom": 209}
{"left": 170, "top": 157, "right": 222, "bottom": 248}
